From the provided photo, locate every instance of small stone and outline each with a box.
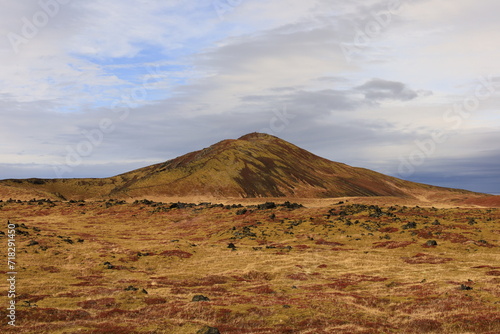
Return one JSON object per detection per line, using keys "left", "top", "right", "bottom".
{"left": 196, "top": 326, "right": 220, "bottom": 334}
{"left": 192, "top": 295, "right": 210, "bottom": 302}
{"left": 426, "top": 240, "right": 438, "bottom": 246}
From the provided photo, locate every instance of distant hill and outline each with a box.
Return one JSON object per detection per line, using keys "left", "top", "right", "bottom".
{"left": 0, "top": 133, "right": 484, "bottom": 201}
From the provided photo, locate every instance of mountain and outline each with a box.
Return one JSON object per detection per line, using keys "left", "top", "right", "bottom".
{"left": 0, "top": 133, "right": 482, "bottom": 201}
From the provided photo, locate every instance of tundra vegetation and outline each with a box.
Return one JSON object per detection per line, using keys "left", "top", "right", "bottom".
{"left": 0, "top": 198, "right": 499, "bottom": 333}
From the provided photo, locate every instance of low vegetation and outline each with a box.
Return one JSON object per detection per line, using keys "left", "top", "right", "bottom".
{"left": 0, "top": 199, "right": 499, "bottom": 333}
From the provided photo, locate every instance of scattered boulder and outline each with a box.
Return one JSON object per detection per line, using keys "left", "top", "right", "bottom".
{"left": 402, "top": 222, "right": 417, "bottom": 229}
{"left": 425, "top": 240, "right": 438, "bottom": 247}
{"left": 236, "top": 209, "right": 247, "bottom": 215}
{"left": 227, "top": 243, "right": 237, "bottom": 250}
{"left": 192, "top": 295, "right": 210, "bottom": 302}
{"left": 257, "top": 202, "right": 276, "bottom": 210}
{"left": 103, "top": 262, "right": 115, "bottom": 269}
{"left": 124, "top": 286, "right": 138, "bottom": 291}
{"left": 459, "top": 284, "right": 473, "bottom": 291}
{"left": 196, "top": 326, "right": 220, "bottom": 334}
{"left": 282, "top": 201, "right": 303, "bottom": 209}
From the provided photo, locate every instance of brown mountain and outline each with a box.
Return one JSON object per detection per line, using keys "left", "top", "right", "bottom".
{"left": 0, "top": 133, "right": 482, "bottom": 201}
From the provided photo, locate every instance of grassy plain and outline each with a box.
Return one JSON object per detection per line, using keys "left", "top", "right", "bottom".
{"left": 0, "top": 198, "right": 499, "bottom": 333}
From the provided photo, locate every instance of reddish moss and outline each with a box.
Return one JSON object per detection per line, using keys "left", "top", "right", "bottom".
{"left": 144, "top": 297, "right": 167, "bottom": 305}
{"left": 405, "top": 318, "right": 442, "bottom": 332}
{"left": 57, "top": 291, "right": 83, "bottom": 298}
{"left": 286, "top": 273, "right": 309, "bottom": 281}
{"left": 197, "top": 275, "right": 228, "bottom": 286}
{"left": 240, "top": 271, "right": 274, "bottom": 281}
{"left": 95, "top": 308, "right": 131, "bottom": 318}
{"left": 486, "top": 270, "right": 500, "bottom": 276}
{"left": 441, "top": 232, "right": 470, "bottom": 243}
{"left": 247, "top": 285, "right": 275, "bottom": 294}
{"left": 379, "top": 227, "right": 399, "bottom": 233}
{"left": 372, "top": 241, "right": 414, "bottom": 249}
{"left": 40, "top": 266, "right": 60, "bottom": 273}
{"left": 160, "top": 250, "right": 193, "bottom": 258}
{"left": 472, "top": 265, "right": 500, "bottom": 269}
{"left": 24, "top": 308, "right": 91, "bottom": 322}
{"left": 81, "top": 323, "right": 138, "bottom": 334}
{"left": 447, "top": 313, "right": 500, "bottom": 333}
{"left": 247, "top": 307, "right": 274, "bottom": 317}
{"left": 327, "top": 274, "right": 387, "bottom": 290}
{"left": 77, "top": 298, "right": 117, "bottom": 310}
{"left": 402, "top": 253, "right": 453, "bottom": 264}
{"left": 170, "top": 287, "right": 189, "bottom": 294}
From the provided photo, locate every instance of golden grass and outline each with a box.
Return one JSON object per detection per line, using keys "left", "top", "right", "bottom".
{"left": 0, "top": 199, "right": 499, "bottom": 333}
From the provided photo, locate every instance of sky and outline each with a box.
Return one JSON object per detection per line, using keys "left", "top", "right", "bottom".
{"left": 0, "top": 0, "right": 499, "bottom": 194}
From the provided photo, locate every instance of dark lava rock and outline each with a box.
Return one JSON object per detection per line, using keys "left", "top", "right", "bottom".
{"left": 197, "top": 326, "right": 220, "bottom": 334}
{"left": 425, "top": 240, "right": 438, "bottom": 246}
{"left": 282, "top": 201, "right": 303, "bottom": 209}
{"left": 257, "top": 202, "right": 276, "bottom": 210}
{"left": 192, "top": 295, "right": 210, "bottom": 302}
{"left": 460, "top": 284, "right": 473, "bottom": 291}
{"left": 236, "top": 208, "right": 247, "bottom": 215}
{"left": 402, "top": 222, "right": 417, "bottom": 229}
{"left": 103, "top": 262, "right": 115, "bottom": 269}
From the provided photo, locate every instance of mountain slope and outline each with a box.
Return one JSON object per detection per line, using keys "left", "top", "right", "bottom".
{"left": 0, "top": 133, "right": 481, "bottom": 200}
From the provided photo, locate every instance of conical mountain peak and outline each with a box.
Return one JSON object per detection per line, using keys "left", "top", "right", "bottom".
{"left": 238, "top": 132, "right": 279, "bottom": 141}
{"left": 100, "top": 133, "right": 471, "bottom": 199}
{"left": 0, "top": 133, "right": 477, "bottom": 200}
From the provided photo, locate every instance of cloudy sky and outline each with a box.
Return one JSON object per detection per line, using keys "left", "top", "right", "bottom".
{"left": 1, "top": 0, "right": 499, "bottom": 194}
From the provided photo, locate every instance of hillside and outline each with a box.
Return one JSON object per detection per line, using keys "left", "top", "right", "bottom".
{"left": 0, "top": 133, "right": 482, "bottom": 201}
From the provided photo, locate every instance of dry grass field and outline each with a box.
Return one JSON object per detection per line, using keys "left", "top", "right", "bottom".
{"left": 1, "top": 198, "right": 499, "bottom": 333}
